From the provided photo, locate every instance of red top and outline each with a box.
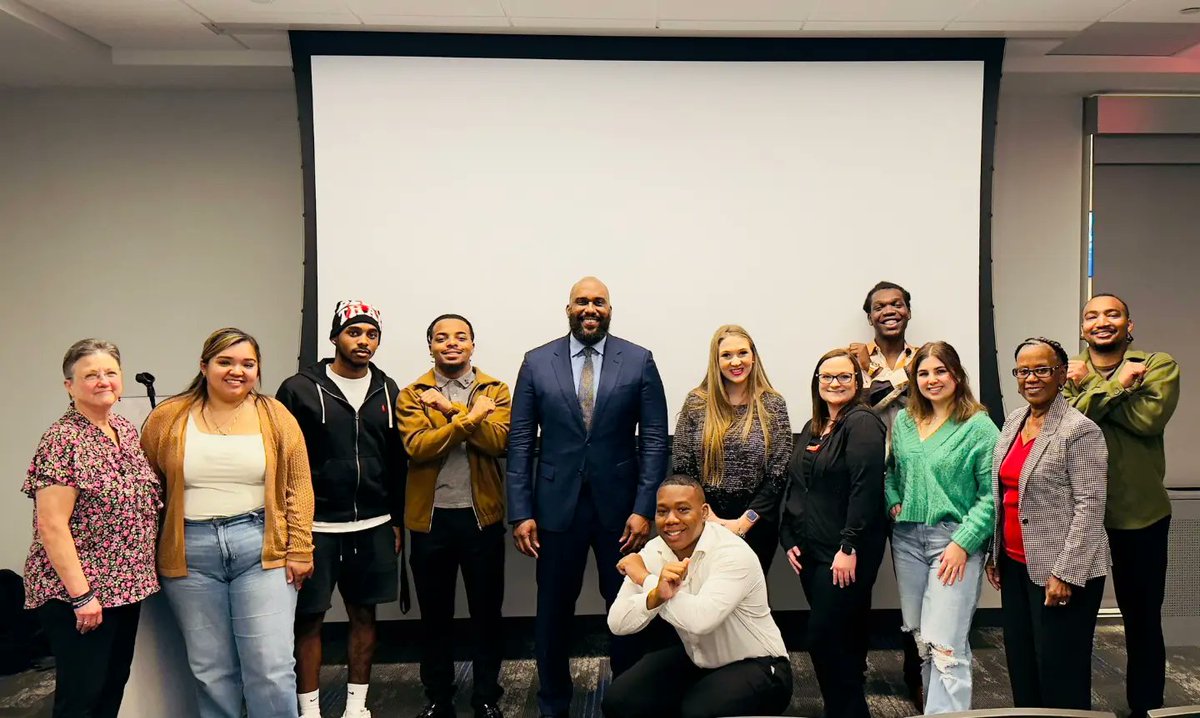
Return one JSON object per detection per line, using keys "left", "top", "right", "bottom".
{"left": 999, "top": 432, "right": 1035, "bottom": 564}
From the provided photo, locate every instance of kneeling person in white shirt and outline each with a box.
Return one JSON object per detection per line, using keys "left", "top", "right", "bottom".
{"left": 603, "top": 474, "right": 793, "bottom": 718}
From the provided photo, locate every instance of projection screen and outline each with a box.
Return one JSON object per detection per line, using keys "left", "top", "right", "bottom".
{"left": 292, "top": 34, "right": 1004, "bottom": 617}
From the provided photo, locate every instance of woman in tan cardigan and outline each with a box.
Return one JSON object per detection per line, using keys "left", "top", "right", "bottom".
{"left": 142, "top": 327, "right": 314, "bottom": 718}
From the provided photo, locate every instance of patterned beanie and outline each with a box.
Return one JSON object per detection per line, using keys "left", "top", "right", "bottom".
{"left": 330, "top": 300, "right": 382, "bottom": 340}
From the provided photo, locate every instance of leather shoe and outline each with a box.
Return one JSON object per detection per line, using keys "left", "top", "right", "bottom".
{"left": 475, "top": 703, "right": 503, "bottom": 718}
{"left": 415, "top": 704, "right": 455, "bottom": 718}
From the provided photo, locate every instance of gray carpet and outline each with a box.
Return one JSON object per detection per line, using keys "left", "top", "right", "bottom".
{"left": 3, "top": 625, "right": 1200, "bottom": 717}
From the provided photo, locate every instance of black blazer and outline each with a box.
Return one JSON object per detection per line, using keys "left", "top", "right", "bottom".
{"left": 505, "top": 335, "right": 670, "bottom": 533}
{"left": 780, "top": 404, "right": 887, "bottom": 564}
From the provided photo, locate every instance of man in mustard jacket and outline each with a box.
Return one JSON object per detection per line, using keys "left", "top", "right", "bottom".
{"left": 1065, "top": 293, "right": 1181, "bottom": 718}
{"left": 396, "top": 314, "right": 510, "bottom": 718}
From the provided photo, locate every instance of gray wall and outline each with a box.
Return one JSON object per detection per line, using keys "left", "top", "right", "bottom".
{"left": 1092, "top": 156, "right": 1200, "bottom": 488}
{"left": 0, "top": 89, "right": 305, "bottom": 574}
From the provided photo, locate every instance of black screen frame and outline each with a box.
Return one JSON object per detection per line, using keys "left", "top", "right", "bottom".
{"left": 290, "top": 32, "right": 1006, "bottom": 423}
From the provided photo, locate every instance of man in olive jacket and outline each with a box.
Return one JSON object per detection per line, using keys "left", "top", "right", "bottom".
{"left": 395, "top": 313, "right": 510, "bottom": 718}
{"left": 1065, "top": 293, "right": 1181, "bottom": 718}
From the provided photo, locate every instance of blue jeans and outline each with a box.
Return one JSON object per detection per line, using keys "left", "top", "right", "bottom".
{"left": 892, "top": 520, "right": 985, "bottom": 714}
{"left": 161, "top": 511, "right": 299, "bottom": 718}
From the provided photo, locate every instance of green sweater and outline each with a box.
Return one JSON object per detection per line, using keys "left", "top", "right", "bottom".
{"left": 1063, "top": 349, "right": 1180, "bottom": 530}
{"left": 885, "top": 410, "right": 999, "bottom": 554}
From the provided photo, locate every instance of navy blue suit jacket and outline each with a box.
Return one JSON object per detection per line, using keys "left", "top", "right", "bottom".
{"left": 506, "top": 334, "right": 670, "bottom": 533}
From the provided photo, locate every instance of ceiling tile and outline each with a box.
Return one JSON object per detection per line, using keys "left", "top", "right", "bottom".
{"left": 500, "top": 0, "right": 655, "bottom": 20}
{"left": 656, "top": 0, "right": 814, "bottom": 22}
{"left": 231, "top": 30, "right": 292, "bottom": 50}
{"left": 360, "top": 14, "right": 511, "bottom": 27}
{"left": 802, "top": 20, "right": 950, "bottom": 31}
{"left": 346, "top": 0, "right": 504, "bottom": 16}
{"left": 808, "top": 0, "right": 974, "bottom": 23}
{"left": 1049, "top": 21, "right": 1200, "bottom": 55}
{"left": 23, "top": 1, "right": 209, "bottom": 30}
{"left": 656, "top": 19, "right": 804, "bottom": 30}
{"left": 183, "top": 0, "right": 360, "bottom": 24}
{"left": 508, "top": 16, "right": 656, "bottom": 28}
{"left": 89, "top": 25, "right": 243, "bottom": 50}
{"left": 946, "top": 20, "right": 1095, "bottom": 32}
{"left": 1105, "top": 0, "right": 1200, "bottom": 23}
{"left": 955, "top": 0, "right": 1126, "bottom": 23}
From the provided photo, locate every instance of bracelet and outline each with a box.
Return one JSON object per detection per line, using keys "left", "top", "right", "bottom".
{"left": 69, "top": 590, "right": 95, "bottom": 610}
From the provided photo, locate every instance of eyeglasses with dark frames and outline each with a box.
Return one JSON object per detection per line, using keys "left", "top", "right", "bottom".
{"left": 1011, "top": 366, "right": 1061, "bottom": 379}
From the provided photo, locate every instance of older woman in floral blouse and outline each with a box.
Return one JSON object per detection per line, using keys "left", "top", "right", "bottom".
{"left": 22, "top": 338, "right": 161, "bottom": 718}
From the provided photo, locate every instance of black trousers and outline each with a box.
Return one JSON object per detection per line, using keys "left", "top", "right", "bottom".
{"left": 999, "top": 555, "right": 1105, "bottom": 710}
{"left": 535, "top": 486, "right": 638, "bottom": 717}
{"left": 743, "top": 521, "right": 779, "bottom": 575}
{"left": 409, "top": 508, "right": 505, "bottom": 707}
{"left": 601, "top": 643, "right": 792, "bottom": 718}
{"left": 798, "top": 553, "right": 882, "bottom": 718}
{"left": 705, "top": 494, "right": 778, "bottom": 574}
{"left": 38, "top": 599, "right": 142, "bottom": 718}
{"left": 1109, "top": 515, "right": 1171, "bottom": 717}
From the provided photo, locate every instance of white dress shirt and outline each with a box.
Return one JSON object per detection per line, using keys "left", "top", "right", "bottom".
{"left": 607, "top": 523, "right": 787, "bottom": 669}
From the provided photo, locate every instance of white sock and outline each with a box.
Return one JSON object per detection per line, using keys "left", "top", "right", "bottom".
{"left": 298, "top": 689, "right": 320, "bottom": 717}
{"left": 346, "top": 683, "right": 369, "bottom": 713}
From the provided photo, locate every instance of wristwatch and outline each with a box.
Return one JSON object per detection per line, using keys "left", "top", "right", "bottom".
{"left": 745, "top": 510, "right": 760, "bottom": 524}
{"left": 839, "top": 543, "right": 857, "bottom": 556}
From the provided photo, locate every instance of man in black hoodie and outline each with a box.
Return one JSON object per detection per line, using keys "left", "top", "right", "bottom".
{"left": 276, "top": 300, "right": 407, "bottom": 718}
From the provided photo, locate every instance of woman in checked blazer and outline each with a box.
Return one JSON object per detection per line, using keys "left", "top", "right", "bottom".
{"left": 985, "top": 337, "right": 1110, "bottom": 711}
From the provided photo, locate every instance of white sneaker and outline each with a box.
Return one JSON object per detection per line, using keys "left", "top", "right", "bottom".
{"left": 341, "top": 709, "right": 371, "bottom": 718}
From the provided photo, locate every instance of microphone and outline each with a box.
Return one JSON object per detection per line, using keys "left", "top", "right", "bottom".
{"left": 135, "top": 372, "right": 157, "bottom": 408}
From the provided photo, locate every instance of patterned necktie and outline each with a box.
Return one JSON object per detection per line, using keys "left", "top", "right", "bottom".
{"left": 578, "top": 346, "right": 597, "bottom": 430}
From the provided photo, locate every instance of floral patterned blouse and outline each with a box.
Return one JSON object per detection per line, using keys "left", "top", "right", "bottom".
{"left": 22, "top": 408, "right": 162, "bottom": 609}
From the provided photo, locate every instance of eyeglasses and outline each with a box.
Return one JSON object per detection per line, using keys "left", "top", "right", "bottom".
{"left": 1011, "top": 366, "right": 1061, "bottom": 379}
{"left": 817, "top": 373, "right": 855, "bottom": 385}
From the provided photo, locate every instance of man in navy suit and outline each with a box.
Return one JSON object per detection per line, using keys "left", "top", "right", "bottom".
{"left": 507, "top": 276, "right": 670, "bottom": 718}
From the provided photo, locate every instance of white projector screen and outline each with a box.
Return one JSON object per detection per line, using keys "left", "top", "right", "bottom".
{"left": 310, "top": 55, "right": 984, "bottom": 429}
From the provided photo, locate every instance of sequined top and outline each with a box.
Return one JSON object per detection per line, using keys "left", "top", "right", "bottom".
{"left": 22, "top": 408, "right": 162, "bottom": 609}
{"left": 671, "top": 392, "right": 793, "bottom": 521}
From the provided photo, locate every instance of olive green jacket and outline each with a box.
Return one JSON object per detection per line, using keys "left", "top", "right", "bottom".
{"left": 1063, "top": 349, "right": 1180, "bottom": 529}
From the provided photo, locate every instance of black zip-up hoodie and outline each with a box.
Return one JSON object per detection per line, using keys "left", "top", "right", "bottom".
{"left": 275, "top": 360, "right": 407, "bottom": 525}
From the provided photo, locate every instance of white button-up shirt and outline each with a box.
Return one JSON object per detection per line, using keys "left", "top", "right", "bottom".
{"left": 607, "top": 523, "right": 787, "bottom": 668}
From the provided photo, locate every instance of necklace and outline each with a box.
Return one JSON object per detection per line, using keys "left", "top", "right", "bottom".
{"left": 204, "top": 399, "right": 247, "bottom": 435}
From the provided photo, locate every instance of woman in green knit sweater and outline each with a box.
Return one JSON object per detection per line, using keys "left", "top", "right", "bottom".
{"left": 885, "top": 341, "right": 999, "bottom": 714}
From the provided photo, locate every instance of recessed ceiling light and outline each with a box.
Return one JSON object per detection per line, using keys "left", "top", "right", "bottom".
{"left": 1180, "top": 6, "right": 1200, "bottom": 14}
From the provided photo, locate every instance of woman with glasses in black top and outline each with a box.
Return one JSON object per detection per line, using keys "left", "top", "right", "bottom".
{"left": 780, "top": 348, "right": 887, "bottom": 718}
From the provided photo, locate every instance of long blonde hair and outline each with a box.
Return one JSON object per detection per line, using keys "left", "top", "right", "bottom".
{"left": 691, "top": 325, "right": 780, "bottom": 485}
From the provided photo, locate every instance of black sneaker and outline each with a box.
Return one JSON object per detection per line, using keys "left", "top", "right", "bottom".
{"left": 415, "top": 704, "right": 455, "bottom": 718}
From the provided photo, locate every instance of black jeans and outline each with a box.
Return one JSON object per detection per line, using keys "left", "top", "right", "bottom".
{"left": 38, "top": 599, "right": 142, "bottom": 718}
{"left": 798, "top": 553, "right": 882, "bottom": 718}
{"left": 1109, "top": 515, "right": 1171, "bottom": 716}
{"left": 409, "top": 508, "right": 505, "bottom": 707}
{"left": 999, "top": 555, "right": 1105, "bottom": 709}
{"left": 601, "top": 643, "right": 792, "bottom": 718}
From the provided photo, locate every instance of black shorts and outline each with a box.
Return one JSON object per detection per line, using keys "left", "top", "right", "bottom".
{"left": 297, "top": 521, "right": 399, "bottom": 615}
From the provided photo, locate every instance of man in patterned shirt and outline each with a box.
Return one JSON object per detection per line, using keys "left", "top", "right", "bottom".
{"left": 849, "top": 280, "right": 922, "bottom": 709}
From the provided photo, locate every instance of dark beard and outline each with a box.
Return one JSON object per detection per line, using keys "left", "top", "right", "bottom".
{"left": 569, "top": 313, "right": 610, "bottom": 346}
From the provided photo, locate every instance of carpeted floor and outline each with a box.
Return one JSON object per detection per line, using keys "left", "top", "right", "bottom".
{"left": 3, "top": 623, "right": 1200, "bottom": 717}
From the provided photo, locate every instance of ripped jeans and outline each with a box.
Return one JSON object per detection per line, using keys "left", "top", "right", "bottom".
{"left": 892, "top": 520, "right": 985, "bottom": 714}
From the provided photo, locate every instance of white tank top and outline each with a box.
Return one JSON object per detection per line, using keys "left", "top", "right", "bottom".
{"left": 182, "top": 419, "right": 267, "bottom": 520}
